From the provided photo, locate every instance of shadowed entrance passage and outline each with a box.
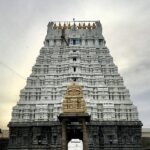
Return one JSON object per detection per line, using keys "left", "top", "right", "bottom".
{"left": 58, "top": 113, "right": 90, "bottom": 150}
{"left": 67, "top": 127, "right": 83, "bottom": 141}
{"left": 67, "top": 123, "right": 83, "bottom": 142}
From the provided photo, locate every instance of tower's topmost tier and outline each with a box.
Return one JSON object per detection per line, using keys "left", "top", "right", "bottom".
{"left": 44, "top": 20, "right": 105, "bottom": 47}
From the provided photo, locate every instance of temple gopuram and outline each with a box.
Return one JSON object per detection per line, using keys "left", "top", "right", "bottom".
{"left": 8, "top": 20, "right": 143, "bottom": 150}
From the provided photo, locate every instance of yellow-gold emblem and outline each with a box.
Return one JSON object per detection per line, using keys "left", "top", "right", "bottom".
{"left": 62, "top": 82, "right": 86, "bottom": 113}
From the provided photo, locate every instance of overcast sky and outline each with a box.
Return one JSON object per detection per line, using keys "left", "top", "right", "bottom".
{"left": 0, "top": 0, "right": 150, "bottom": 129}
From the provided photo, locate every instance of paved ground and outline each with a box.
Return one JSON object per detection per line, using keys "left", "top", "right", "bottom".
{"left": 142, "top": 137, "right": 150, "bottom": 150}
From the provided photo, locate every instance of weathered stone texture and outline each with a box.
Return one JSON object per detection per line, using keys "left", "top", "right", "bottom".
{"left": 8, "top": 121, "right": 142, "bottom": 150}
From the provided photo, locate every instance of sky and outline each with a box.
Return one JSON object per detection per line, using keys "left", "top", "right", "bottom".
{"left": 0, "top": 0, "right": 150, "bottom": 129}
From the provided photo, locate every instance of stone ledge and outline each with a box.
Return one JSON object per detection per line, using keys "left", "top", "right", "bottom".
{"left": 8, "top": 120, "right": 142, "bottom": 127}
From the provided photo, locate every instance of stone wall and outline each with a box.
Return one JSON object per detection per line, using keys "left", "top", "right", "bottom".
{"left": 8, "top": 121, "right": 143, "bottom": 150}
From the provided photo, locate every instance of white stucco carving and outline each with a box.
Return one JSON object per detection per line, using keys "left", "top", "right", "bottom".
{"left": 11, "top": 21, "right": 139, "bottom": 122}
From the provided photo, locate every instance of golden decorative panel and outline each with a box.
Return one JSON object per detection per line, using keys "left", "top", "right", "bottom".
{"left": 62, "top": 82, "right": 87, "bottom": 113}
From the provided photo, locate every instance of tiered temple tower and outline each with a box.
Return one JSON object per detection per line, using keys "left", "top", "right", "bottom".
{"left": 8, "top": 20, "right": 142, "bottom": 150}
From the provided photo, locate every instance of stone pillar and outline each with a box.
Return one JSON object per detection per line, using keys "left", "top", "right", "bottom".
{"left": 62, "top": 120, "right": 67, "bottom": 150}
{"left": 82, "top": 119, "right": 88, "bottom": 150}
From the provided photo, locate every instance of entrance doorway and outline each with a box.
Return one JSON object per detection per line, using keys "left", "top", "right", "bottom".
{"left": 58, "top": 113, "right": 90, "bottom": 150}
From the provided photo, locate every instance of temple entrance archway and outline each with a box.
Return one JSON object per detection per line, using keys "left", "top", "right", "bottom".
{"left": 58, "top": 113, "right": 90, "bottom": 150}
{"left": 67, "top": 125, "right": 83, "bottom": 142}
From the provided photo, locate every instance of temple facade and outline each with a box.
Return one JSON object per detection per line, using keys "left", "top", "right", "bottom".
{"left": 8, "top": 20, "right": 142, "bottom": 150}
{"left": 11, "top": 21, "right": 138, "bottom": 122}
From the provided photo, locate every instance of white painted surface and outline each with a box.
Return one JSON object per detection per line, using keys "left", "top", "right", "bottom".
{"left": 68, "top": 139, "right": 83, "bottom": 150}
{"left": 11, "top": 21, "right": 139, "bottom": 122}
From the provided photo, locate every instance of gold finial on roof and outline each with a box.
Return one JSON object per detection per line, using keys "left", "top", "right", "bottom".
{"left": 68, "top": 23, "right": 71, "bottom": 29}
{"left": 62, "top": 82, "right": 87, "bottom": 113}
{"left": 87, "top": 23, "right": 91, "bottom": 29}
{"left": 78, "top": 23, "right": 82, "bottom": 29}
{"left": 83, "top": 23, "right": 86, "bottom": 29}
{"left": 53, "top": 23, "right": 57, "bottom": 29}
{"left": 92, "top": 23, "right": 96, "bottom": 29}
{"left": 63, "top": 23, "right": 67, "bottom": 29}
{"left": 58, "top": 23, "right": 62, "bottom": 29}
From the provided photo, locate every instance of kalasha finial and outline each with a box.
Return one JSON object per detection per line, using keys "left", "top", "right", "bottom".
{"left": 63, "top": 23, "right": 67, "bottom": 29}
{"left": 58, "top": 23, "right": 62, "bottom": 29}
{"left": 83, "top": 23, "right": 86, "bottom": 29}
{"left": 68, "top": 22, "right": 71, "bottom": 29}
{"left": 53, "top": 23, "right": 57, "bottom": 29}
{"left": 92, "top": 23, "right": 96, "bottom": 29}
{"left": 87, "top": 23, "right": 91, "bottom": 29}
{"left": 78, "top": 23, "right": 82, "bottom": 29}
